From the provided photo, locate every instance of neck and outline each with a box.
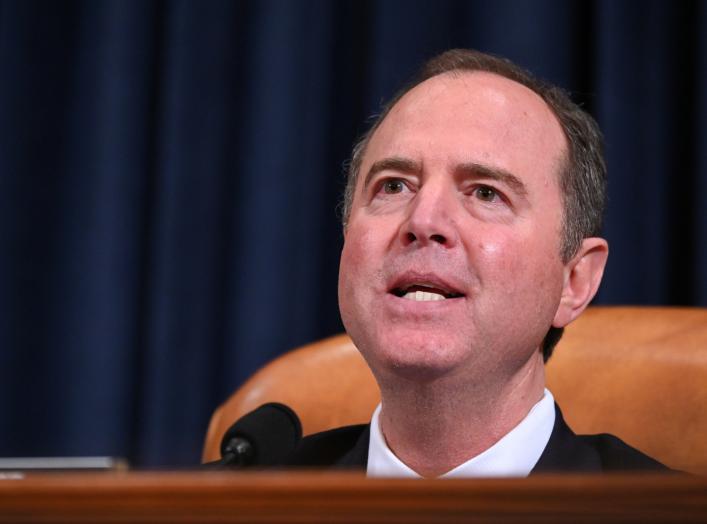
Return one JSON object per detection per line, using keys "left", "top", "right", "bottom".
{"left": 377, "top": 352, "right": 546, "bottom": 477}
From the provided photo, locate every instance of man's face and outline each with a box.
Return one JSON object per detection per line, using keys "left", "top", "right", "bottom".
{"left": 338, "top": 72, "right": 570, "bottom": 388}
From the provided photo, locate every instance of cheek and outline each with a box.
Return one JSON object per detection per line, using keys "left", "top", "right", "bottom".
{"left": 339, "top": 228, "right": 372, "bottom": 292}
{"left": 473, "top": 235, "right": 518, "bottom": 279}
{"left": 340, "top": 217, "right": 394, "bottom": 274}
{"left": 338, "top": 241, "right": 358, "bottom": 308}
{"left": 474, "top": 230, "right": 564, "bottom": 292}
{"left": 341, "top": 231, "right": 369, "bottom": 266}
{"left": 338, "top": 225, "right": 379, "bottom": 311}
{"left": 473, "top": 231, "right": 565, "bottom": 358}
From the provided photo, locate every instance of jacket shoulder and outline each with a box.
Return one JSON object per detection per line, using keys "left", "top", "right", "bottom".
{"left": 578, "top": 433, "right": 668, "bottom": 471}
{"left": 533, "top": 404, "right": 670, "bottom": 473}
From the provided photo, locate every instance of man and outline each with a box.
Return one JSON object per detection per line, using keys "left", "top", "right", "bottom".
{"left": 286, "top": 49, "right": 665, "bottom": 476}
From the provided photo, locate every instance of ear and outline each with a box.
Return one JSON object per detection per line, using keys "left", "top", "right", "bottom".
{"left": 552, "top": 237, "right": 609, "bottom": 328}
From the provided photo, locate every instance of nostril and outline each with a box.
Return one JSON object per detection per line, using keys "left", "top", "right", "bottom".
{"left": 406, "top": 232, "right": 417, "bottom": 243}
{"left": 430, "top": 234, "right": 446, "bottom": 244}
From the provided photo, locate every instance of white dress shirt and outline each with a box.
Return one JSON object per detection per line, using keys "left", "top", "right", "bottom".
{"left": 367, "top": 388, "right": 556, "bottom": 478}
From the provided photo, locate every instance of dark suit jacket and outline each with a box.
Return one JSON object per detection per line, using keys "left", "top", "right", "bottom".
{"left": 283, "top": 404, "right": 667, "bottom": 473}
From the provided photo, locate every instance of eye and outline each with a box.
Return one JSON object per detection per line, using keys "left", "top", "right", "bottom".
{"left": 473, "top": 185, "right": 500, "bottom": 202}
{"left": 382, "top": 179, "right": 406, "bottom": 194}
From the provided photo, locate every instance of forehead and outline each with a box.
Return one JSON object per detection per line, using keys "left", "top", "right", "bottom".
{"left": 361, "top": 71, "right": 567, "bottom": 188}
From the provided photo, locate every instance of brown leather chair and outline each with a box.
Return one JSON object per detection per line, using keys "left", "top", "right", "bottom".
{"left": 203, "top": 306, "right": 707, "bottom": 475}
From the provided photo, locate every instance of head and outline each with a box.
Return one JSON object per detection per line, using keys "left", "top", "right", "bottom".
{"left": 341, "top": 49, "right": 607, "bottom": 363}
{"left": 337, "top": 50, "right": 608, "bottom": 394}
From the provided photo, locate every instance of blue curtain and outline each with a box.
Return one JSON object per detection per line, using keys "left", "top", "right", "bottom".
{"left": 0, "top": 0, "right": 704, "bottom": 467}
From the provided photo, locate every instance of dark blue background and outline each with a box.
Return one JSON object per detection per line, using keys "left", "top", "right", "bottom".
{"left": 0, "top": 0, "right": 705, "bottom": 467}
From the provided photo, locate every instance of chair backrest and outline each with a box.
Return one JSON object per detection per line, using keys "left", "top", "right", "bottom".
{"left": 202, "top": 335, "right": 380, "bottom": 462}
{"left": 203, "top": 306, "right": 707, "bottom": 475}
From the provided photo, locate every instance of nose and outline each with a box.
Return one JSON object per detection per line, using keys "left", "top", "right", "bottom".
{"left": 399, "top": 183, "right": 459, "bottom": 248}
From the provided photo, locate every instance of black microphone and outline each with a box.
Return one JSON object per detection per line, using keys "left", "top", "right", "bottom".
{"left": 219, "top": 402, "right": 302, "bottom": 467}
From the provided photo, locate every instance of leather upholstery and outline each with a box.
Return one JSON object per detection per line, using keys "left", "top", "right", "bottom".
{"left": 545, "top": 306, "right": 707, "bottom": 475}
{"left": 202, "top": 335, "right": 380, "bottom": 462}
{"left": 203, "top": 306, "right": 707, "bottom": 475}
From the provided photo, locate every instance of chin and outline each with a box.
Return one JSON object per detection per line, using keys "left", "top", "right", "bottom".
{"left": 362, "top": 329, "right": 472, "bottom": 385}
{"left": 383, "top": 360, "right": 458, "bottom": 385}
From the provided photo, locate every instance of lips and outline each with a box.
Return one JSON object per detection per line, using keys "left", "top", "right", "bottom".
{"left": 389, "top": 273, "right": 465, "bottom": 301}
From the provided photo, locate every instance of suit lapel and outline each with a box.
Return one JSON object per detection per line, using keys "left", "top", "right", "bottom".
{"left": 335, "top": 425, "right": 370, "bottom": 468}
{"left": 531, "top": 404, "right": 602, "bottom": 474}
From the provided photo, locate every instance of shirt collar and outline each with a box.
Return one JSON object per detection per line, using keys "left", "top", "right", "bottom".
{"left": 367, "top": 388, "right": 556, "bottom": 478}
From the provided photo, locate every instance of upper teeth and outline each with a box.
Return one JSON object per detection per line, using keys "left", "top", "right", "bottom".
{"left": 403, "top": 290, "right": 446, "bottom": 301}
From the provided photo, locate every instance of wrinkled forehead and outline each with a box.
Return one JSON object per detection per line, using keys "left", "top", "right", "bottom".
{"left": 361, "top": 71, "right": 569, "bottom": 185}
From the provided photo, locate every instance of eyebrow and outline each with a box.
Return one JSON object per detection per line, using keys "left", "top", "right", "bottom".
{"left": 362, "top": 156, "right": 528, "bottom": 197}
{"left": 363, "top": 157, "right": 422, "bottom": 190}
{"left": 456, "top": 162, "right": 528, "bottom": 197}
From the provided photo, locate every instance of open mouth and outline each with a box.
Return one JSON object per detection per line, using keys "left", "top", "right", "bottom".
{"left": 391, "top": 284, "right": 464, "bottom": 302}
